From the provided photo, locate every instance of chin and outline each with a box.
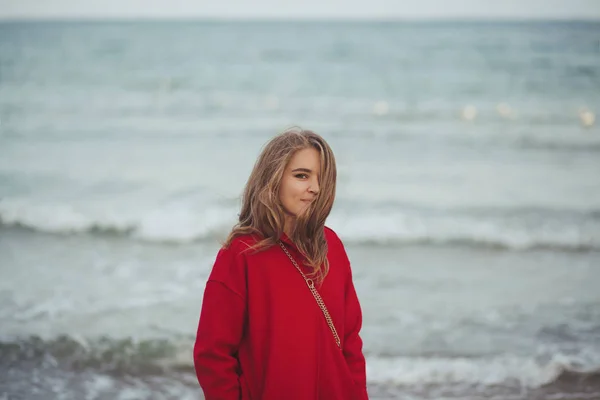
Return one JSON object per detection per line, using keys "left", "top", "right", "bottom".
{"left": 297, "top": 205, "right": 312, "bottom": 216}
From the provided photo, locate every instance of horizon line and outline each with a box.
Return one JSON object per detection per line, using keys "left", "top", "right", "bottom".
{"left": 1, "top": 15, "right": 599, "bottom": 22}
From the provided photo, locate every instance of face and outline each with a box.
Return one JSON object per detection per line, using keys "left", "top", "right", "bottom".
{"left": 279, "top": 147, "right": 321, "bottom": 221}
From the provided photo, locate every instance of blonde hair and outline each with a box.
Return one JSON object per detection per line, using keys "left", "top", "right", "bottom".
{"left": 224, "top": 127, "right": 337, "bottom": 282}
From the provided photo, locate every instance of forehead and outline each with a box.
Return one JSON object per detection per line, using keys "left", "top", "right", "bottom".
{"left": 287, "top": 147, "right": 321, "bottom": 170}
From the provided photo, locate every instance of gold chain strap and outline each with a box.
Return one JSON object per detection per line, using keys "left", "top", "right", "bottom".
{"left": 278, "top": 241, "right": 341, "bottom": 349}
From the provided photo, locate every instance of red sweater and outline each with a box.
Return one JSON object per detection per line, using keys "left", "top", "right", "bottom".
{"left": 193, "top": 227, "right": 368, "bottom": 400}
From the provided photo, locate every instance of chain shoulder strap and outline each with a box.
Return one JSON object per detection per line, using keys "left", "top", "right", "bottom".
{"left": 278, "top": 241, "right": 341, "bottom": 349}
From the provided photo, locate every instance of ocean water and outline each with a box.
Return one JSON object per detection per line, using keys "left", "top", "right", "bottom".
{"left": 1, "top": 20, "right": 600, "bottom": 400}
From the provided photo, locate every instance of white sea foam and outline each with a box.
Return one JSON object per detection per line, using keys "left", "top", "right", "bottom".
{"left": 1, "top": 199, "right": 598, "bottom": 250}
{"left": 365, "top": 352, "right": 600, "bottom": 388}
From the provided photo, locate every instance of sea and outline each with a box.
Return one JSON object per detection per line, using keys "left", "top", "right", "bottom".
{"left": 1, "top": 20, "right": 599, "bottom": 400}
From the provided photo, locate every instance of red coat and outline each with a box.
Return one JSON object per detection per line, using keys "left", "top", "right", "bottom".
{"left": 193, "top": 227, "right": 368, "bottom": 400}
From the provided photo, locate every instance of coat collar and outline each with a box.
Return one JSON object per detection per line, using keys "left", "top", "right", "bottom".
{"left": 279, "top": 232, "right": 296, "bottom": 248}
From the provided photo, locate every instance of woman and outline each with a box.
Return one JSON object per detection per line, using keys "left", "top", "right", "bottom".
{"left": 193, "top": 128, "right": 368, "bottom": 400}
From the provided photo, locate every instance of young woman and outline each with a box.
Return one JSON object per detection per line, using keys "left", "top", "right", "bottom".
{"left": 193, "top": 128, "right": 368, "bottom": 400}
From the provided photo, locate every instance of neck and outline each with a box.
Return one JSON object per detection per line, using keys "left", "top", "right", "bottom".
{"left": 283, "top": 215, "right": 295, "bottom": 238}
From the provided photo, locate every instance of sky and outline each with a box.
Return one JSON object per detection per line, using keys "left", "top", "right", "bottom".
{"left": 0, "top": 0, "right": 599, "bottom": 20}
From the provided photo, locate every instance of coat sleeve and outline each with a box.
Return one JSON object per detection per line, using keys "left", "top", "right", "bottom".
{"left": 193, "top": 243, "right": 248, "bottom": 400}
{"left": 343, "top": 264, "right": 369, "bottom": 399}
{"left": 325, "top": 226, "right": 368, "bottom": 398}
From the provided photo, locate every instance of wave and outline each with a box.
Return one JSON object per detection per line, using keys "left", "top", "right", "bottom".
{"left": 328, "top": 208, "right": 600, "bottom": 251}
{"left": 366, "top": 354, "right": 600, "bottom": 389}
{"left": 1, "top": 201, "right": 599, "bottom": 251}
{"left": 0, "top": 200, "right": 238, "bottom": 244}
{"left": 1, "top": 335, "right": 599, "bottom": 391}
{"left": 0, "top": 335, "right": 187, "bottom": 376}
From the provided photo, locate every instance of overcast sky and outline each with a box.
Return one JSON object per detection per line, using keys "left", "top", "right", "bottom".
{"left": 1, "top": 0, "right": 599, "bottom": 20}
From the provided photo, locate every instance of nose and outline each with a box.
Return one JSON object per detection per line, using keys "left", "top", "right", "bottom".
{"left": 309, "top": 177, "right": 320, "bottom": 195}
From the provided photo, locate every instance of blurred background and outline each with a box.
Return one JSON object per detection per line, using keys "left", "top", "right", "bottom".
{"left": 1, "top": 1, "right": 599, "bottom": 399}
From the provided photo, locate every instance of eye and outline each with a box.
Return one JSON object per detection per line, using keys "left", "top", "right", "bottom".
{"left": 294, "top": 173, "right": 309, "bottom": 179}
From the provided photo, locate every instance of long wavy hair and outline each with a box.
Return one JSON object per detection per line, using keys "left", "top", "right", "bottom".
{"left": 224, "top": 128, "right": 337, "bottom": 282}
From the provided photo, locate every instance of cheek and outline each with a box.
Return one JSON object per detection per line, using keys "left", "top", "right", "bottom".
{"left": 288, "top": 181, "right": 305, "bottom": 199}
{"left": 280, "top": 181, "right": 302, "bottom": 205}
{"left": 279, "top": 181, "right": 294, "bottom": 204}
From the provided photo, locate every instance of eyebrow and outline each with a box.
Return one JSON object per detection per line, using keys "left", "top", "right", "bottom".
{"left": 291, "top": 168, "right": 312, "bottom": 173}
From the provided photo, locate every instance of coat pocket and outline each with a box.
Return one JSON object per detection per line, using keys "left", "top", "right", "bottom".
{"left": 342, "top": 362, "right": 363, "bottom": 400}
{"left": 238, "top": 373, "right": 252, "bottom": 400}
{"left": 331, "top": 347, "right": 362, "bottom": 400}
